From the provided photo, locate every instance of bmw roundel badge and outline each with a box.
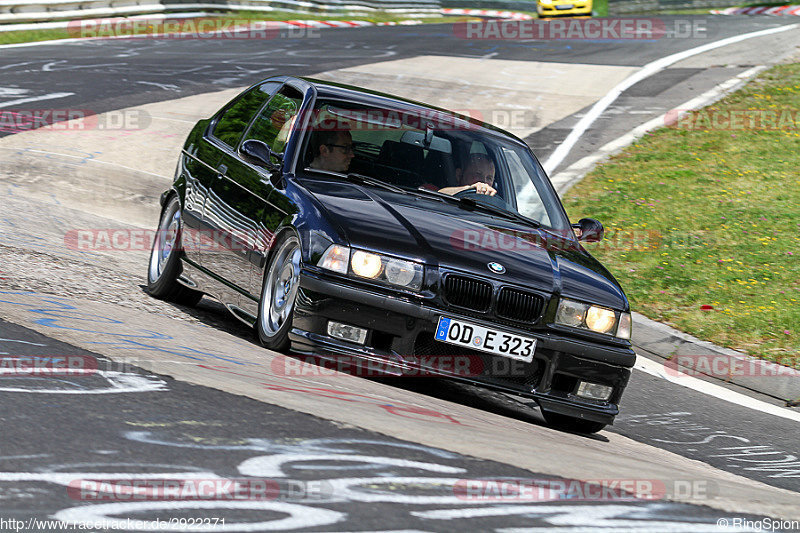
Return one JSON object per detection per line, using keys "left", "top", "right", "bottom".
{"left": 488, "top": 262, "right": 506, "bottom": 274}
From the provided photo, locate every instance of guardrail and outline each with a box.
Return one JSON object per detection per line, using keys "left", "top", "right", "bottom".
{"left": 608, "top": 0, "right": 733, "bottom": 14}
{"left": 0, "top": 0, "right": 442, "bottom": 25}
{"left": 0, "top": 0, "right": 732, "bottom": 29}
{"left": 440, "top": 0, "right": 533, "bottom": 9}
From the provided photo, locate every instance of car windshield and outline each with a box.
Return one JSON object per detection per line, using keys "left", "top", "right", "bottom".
{"left": 299, "top": 99, "right": 570, "bottom": 231}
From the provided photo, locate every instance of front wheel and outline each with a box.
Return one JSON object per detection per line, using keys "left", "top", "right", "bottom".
{"left": 542, "top": 411, "right": 607, "bottom": 434}
{"left": 146, "top": 196, "right": 203, "bottom": 306}
{"left": 257, "top": 233, "right": 301, "bottom": 352}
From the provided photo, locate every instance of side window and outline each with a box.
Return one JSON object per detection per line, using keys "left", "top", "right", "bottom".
{"left": 503, "top": 147, "right": 551, "bottom": 226}
{"left": 212, "top": 81, "right": 281, "bottom": 148}
{"left": 242, "top": 86, "right": 304, "bottom": 158}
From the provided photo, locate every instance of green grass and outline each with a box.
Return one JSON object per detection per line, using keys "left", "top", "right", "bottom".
{"left": 564, "top": 63, "right": 800, "bottom": 366}
{"left": 593, "top": 0, "right": 609, "bottom": 16}
{"left": 0, "top": 28, "right": 70, "bottom": 45}
{"left": 0, "top": 10, "right": 476, "bottom": 45}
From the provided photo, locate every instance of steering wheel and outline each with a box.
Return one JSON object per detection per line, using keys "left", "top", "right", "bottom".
{"left": 454, "top": 188, "right": 509, "bottom": 210}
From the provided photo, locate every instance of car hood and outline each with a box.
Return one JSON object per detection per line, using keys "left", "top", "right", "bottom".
{"left": 302, "top": 180, "right": 627, "bottom": 310}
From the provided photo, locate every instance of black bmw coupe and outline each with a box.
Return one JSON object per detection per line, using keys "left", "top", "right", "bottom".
{"left": 147, "top": 75, "right": 635, "bottom": 433}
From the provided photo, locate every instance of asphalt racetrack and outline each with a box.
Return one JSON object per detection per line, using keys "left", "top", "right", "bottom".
{"left": 1, "top": 15, "right": 799, "bottom": 532}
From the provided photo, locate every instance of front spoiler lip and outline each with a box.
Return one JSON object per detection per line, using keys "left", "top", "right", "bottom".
{"left": 288, "top": 328, "right": 620, "bottom": 423}
{"left": 298, "top": 269, "right": 636, "bottom": 368}
{"left": 293, "top": 269, "right": 630, "bottom": 424}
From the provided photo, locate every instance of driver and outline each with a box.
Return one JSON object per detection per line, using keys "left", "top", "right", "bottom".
{"left": 308, "top": 121, "right": 354, "bottom": 173}
{"left": 424, "top": 153, "right": 497, "bottom": 196}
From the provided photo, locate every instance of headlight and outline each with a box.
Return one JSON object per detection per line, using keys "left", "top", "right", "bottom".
{"left": 385, "top": 258, "right": 419, "bottom": 286}
{"left": 351, "top": 250, "right": 383, "bottom": 279}
{"left": 318, "top": 244, "right": 350, "bottom": 274}
{"left": 586, "top": 306, "right": 616, "bottom": 334}
{"left": 351, "top": 250, "right": 423, "bottom": 290}
{"left": 318, "top": 245, "right": 423, "bottom": 290}
{"left": 555, "top": 298, "right": 586, "bottom": 327}
{"left": 555, "top": 298, "right": 627, "bottom": 338}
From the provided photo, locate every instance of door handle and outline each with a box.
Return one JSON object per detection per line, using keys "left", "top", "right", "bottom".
{"left": 216, "top": 164, "right": 228, "bottom": 177}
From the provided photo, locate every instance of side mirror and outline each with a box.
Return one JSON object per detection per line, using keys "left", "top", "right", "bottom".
{"left": 240, "top": 139, "right": 282, "bottom": 172}
{"left": 572, "top": 218, "right": 604, "bottom": 243}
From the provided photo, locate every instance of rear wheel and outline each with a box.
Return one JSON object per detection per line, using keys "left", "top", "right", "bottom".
{"left": 146, "top": 196, "right": 203, "bottom": 306}
{"left": 257, "top": 233, "right": 301, "bottom": 352}
{"left": 542, "top": 411, "right": 607, "bottom": 434}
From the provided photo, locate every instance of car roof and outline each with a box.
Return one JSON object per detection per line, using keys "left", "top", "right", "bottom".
{"left": 293, "top": 76, "right": 529, "bottom": 147}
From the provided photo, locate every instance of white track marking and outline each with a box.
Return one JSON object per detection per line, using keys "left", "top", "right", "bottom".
{"left": 0, "top": 472, "right": 214, "bottom": 484}
{"left": 0, "top": 337, "right": 47, "bottom": 346}
{"left": 550, "top": 65, "right": 766, "bottom": 194}
{"left": 0, "top": 92, "right": 74, "bottom": 109}
{"left": 635, "top": 355, "right": 800, "bottom": 424}
{"left": 413, "top": 505, "right": 744, "bottom": 531}
{"left": 0, "top": 370, "right": 167, "bottom": 394}
{"left": 542, "top": 23, "right": 799, "bottom": 174}
{"left": 238, "top": 454, "right": 464, "bottom": 478}
{"left": 54, "top": 501, "right": 345, "bottom": 532}
{"left": 136, "top": 80, "right": 181, "bottom": 91}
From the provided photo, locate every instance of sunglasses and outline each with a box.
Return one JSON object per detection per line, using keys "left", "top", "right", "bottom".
{"left": 326, "top": 143, "right": 355, "bottom": 154}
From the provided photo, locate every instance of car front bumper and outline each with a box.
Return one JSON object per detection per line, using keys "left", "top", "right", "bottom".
{"left": 538, "top": 3, "right": 592, "bottom": 16}
{"left": 289, "top": 269, "right": 634, "bottom": 424}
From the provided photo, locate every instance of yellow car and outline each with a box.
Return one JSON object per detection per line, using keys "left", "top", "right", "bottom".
{"left": 537, "top": 0, "right": 592, "bottom": 17}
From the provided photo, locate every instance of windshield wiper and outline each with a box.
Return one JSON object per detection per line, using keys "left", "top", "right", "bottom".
{"left": 346, "top": 173, "right": 408, "bottom": 194}
{"left": 408, "top": 187, "right": 541, "bottom": 228}
{"left": 304, "top": 168, "right": 408, "bottom": 195}
{"left": 460, "top": 196, "right": 542, "bottom": 228}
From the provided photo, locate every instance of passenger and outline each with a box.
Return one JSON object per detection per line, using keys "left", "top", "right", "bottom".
{"left": 308, "top": 123, "right": 354, "bottom": 173}
{"left": 423, "top": 153, "right": 497, "bottom": 196}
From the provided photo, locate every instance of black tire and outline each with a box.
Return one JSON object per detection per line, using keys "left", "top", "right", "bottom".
{"left": 146, "top": 196, "right": 203, "bottom": 306}
{"left": 542, "top": 411, "right": 607, "bottom": 434}
{"left": 256, "top": 232, "right": 301, "bottom": 352}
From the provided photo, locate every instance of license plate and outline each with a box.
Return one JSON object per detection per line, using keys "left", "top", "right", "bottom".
{"left": 435, "top": 316, "right": 536, "bottom": 362}
{"left": 555, "top": 4, "right": 574, "bottom": 8}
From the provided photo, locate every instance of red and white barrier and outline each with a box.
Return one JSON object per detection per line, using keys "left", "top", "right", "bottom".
{"left": 441, "top": 8, "right": 534, "bottom": 20}
{"left": 711, "top": 5, "right": 800, "bottom": 15}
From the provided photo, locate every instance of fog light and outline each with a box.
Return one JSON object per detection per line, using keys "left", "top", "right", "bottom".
{"left": 327, "top": 321, "right": 367, "bottom": 345}
{"left": 576, "top": 381, "right": 613, "bottom": 401}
